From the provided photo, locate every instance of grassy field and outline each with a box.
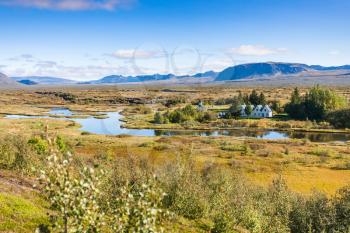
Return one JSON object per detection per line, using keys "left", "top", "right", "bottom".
{"left": 0, "top": 86, "right": 350, "bottom": 232}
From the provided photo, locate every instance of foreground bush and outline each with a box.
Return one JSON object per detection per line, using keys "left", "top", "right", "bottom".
{"left": 37, "top": 141, "right": 170, "bottom": 233}
{"left": 2, "top": 132, "right": 349, "bottom": 232}
{"left": 39, "top": 151, "right": 105, "bottom": 232}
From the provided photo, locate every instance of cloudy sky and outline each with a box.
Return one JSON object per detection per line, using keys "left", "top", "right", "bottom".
{"left": 0, "top": 0, "right": 349, "bottom": 80}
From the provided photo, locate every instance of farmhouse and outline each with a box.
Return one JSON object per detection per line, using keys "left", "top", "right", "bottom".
{"left": 241, "top": 104, "right": 273, "bottom": 118}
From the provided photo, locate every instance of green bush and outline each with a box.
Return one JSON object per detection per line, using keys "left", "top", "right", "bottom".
{"left": 289, "top": 192, "right": 335, "bottom": 233}
{"left": 154, "top": 105, "right": 218, "bottom": 124}
{"left": 0, "top": 135, "right": 33, "bottom": 171}
{"left": 161, "top": 159, "right": 207, "bottom": 220}
{"left": 28, "top": 137, "right": 49, "bottom": 155}
{"left": 333, "top": 186, "right": 350, "bottom": 231}
{"left": 211, "top": 213, "right": 231, "bottom": 233}
{"left": 326, "top": 109, "right": 350, "bottom": 128}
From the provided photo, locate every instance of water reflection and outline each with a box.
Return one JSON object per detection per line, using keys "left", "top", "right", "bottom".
{"left": 4, "top": 109, "right": 350, "bottom": 142}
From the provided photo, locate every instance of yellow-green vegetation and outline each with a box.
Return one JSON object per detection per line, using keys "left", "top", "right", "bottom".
{"left": 0, "top": 86, "right": 350, "bottom": 232}
{"left": 0, "top": 193, "right": 48, "bottom": 232}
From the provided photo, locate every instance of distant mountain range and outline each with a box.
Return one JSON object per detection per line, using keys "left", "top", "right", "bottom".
{"left": 3, "top": 62, "right": 350, "bottom": 87}
{"left": 12, "top": 76, "right": 76, "bottom": 85}
{"left": 80, "top": 71, "right": 218, "bottom": 84}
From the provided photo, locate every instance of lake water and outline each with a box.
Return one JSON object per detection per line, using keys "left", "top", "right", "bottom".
{"left": 48, "top": 108, "right": 73, "bottom": 116}
{"left": 4, "top": 108, "right": 350, "bottom": 142}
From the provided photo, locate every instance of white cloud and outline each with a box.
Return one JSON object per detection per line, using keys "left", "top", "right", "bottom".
{"left": 229, "top": 45, "right": 287, "bottom": 56}
{"left": 110, "top": 49, "right": 165, "bottom": 59}
{"left": 35, "top": 60, "right": 58, "bottom": 68}
{"left": 0, "top": 0, "right": 135, "bottom": 11}
{"left": 329, "top": 50, "right": 340, "bottom": 56}
{"left": 8, "top": 54, "right": 36, "bottom": 62}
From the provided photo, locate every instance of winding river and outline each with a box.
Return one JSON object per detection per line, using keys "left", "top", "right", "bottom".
{"left": 5, "top": 108, "right": 350, "bottom": 142}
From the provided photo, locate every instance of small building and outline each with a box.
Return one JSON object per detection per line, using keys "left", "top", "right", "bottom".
{"left": 241, "top": 104, "right": 273, "bottom": 118}
{"left": 197, "top": 101, "right": 206, "bottom": 112}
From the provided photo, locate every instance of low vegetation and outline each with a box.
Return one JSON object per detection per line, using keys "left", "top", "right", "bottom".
{"left": 1, "top": 86, "right": 350, "bottom": 232}
{"left": 154, "top": 104, "right": 217, "bottom": 124}
{"left": 0, "top": 132, "right": 349, "bottom": 232}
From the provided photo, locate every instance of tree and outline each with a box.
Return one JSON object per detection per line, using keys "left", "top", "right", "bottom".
{"left": 291, "top": 87, "right": 302, "bottom": 104}
{"left": 259, "top": 93, "right": 267, "bottom": 105}
{"left": 304, "top": 85, "right": 347, "bottom": 120}
{"left": 249, "top": 90, "right": 260, "bottom": 105}
{"left": 270, "top": 100, "right": 282, "bottom": 114}
{"left": 285, "top": 88, "right": 306, "bottom": 120}
{"left": 245, "top": 105, "right": 253, "bottom": 116}
{"left": 326, "top": 109, "right": 350, "bottom": 128}
{"left": 285, "top": 86, "right": 346, "bottom": 121}
{"left": 227, "top": 97, "right": 242, "bottom": 119}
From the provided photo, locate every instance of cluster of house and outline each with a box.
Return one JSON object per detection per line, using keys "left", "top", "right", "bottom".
{"left": 197, "top": 101, "right": 273, "bottom": 119}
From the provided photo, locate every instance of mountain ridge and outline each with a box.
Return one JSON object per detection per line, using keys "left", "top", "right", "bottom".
{"left": 82, "top": 72, "right": 218, "bottom": 84}
{"left": 4, "top": 62, "right": 350, "bottom": 86}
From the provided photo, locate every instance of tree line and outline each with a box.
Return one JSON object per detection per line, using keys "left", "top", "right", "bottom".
{"left": 285, "top": 86, "right": 349, "bottom": 127}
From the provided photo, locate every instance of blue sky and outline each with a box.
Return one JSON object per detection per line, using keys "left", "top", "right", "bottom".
{"left": 0, "top": 0, "right": 349, "bottom": 80}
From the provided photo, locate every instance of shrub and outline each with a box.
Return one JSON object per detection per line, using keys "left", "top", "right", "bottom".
{"left": 308, "top": 148, "right": 333, "bottom": 157}
{"left": 55, "top": 135, "right": 71, "bottom": 153}
{"left": 154, "top": 112, "right": 164, "bottom": 124}
{"left": 28, "top": 137, "right": 49, "bottom": 155}
{"left": 333, "top": 185, "right": 350, "bottom": 231}
{"left": 220, "top": 143, "right": 244, "bottom": 152}
{"left": 163, "top": 97, "right": 186, "bottom": 107}
{"left": 289, "top": 192, "right": 336, "bottom": 233}
{"left": 211, "top": 213, "right": 231, "bottom": 233}
{"left": 110, "top": 176, "right": 170, "bottom": 233}
{"left": 81, "top": 131, "right": 91, "bottom": 135}
{"left": 39, "top": 152, "right": 105, "bottom": 232}
{"left": 153, "top": 143, "right": 169, "bottom": 151}
{"left": 134, "top": 105, "right": 152, "bottom": 114}
{"left": 0, "top": 135, "right": 33, "bottom": 171}
{"left": 326, "top": 109, "right": 350, "bottom": 128}
{"left": 161, "top": 159, "right": 207, "bottom": 220}
{"left": 201, "top": 111, "right": 218, "bottom": 122}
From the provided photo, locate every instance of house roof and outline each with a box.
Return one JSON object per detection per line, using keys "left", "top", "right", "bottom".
{"left": 240, "top": 104, "right": 272, "bottom": 112}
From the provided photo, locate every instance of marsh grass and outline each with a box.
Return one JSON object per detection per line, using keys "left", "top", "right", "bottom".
{"left": 308, "top": 148, "right": 335, "bottom": 157}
